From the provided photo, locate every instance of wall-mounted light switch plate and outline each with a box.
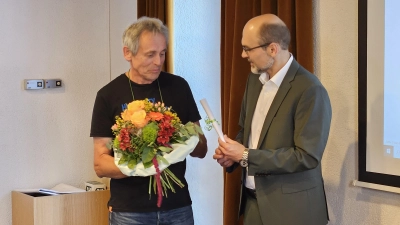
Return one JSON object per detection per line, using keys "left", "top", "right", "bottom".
{"left": 24, "top": 79, "right": 44, "bottom": 90}
{"left": 45, "top": 79, "right": 62, "bottom": 88}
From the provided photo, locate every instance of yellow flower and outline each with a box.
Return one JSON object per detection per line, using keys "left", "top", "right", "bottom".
{"left": 130, "top": 110, "right": 149, "bottom": 128}
{"left": 120, "top": 100, "right": 149, "bottom": 128}
{"left": 121, "top": 109, "right": 133, "bottom": 121}
{"left": 127, "top": 100, "right": 145, "bottom": 112}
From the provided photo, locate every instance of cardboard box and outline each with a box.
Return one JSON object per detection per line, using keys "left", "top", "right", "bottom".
{"left": 12, "top": 190, "right": 110, "bottom": 225}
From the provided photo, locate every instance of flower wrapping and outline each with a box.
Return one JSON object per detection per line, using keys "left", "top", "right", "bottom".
{"left": 110, "top": 99, "right": 203, "bottom": 207}
{"left": 114, "top": 135, "right": 199, "bottom": 176}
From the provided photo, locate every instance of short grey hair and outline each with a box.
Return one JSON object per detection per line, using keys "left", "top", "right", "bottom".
{"left": 123, "top": 16, "right": 169, "bottom": 55}
{"left": 258, "top": 23, "right": 291, "bottom": 50}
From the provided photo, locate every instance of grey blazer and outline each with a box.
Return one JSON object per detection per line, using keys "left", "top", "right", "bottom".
{"left": 230, "top": 59, "right": 331, "bottom": 225}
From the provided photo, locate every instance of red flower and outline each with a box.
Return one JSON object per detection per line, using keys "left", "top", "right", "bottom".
{"left": 118, "top": 128, "right": 131, "bottom": 151}
{"left": 156, "top": 116, "right": 175, "bottom": 146}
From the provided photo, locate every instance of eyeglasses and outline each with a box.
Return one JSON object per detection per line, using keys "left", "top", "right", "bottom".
{"left": 242, "top": 43, "right": 271, "bottom": 53}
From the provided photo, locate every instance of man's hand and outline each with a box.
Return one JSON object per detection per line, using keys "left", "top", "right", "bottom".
{"left": 217, "top": 135, "right": 246, "bottom": 162}
{"left": 190, "top": 121, "right": 208, "bottom": 158}
{"left": 93, "top": 137, "right": 127, "bottom": 179}
{"left": 213, "top": 148, "right": 234, "bottom": 167}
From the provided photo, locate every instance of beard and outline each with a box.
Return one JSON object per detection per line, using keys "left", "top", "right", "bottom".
{"left": 250, "top": 57, "right": 274, "bottom": 74}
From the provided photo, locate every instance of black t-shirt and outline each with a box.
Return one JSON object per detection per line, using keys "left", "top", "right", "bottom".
{"left": 90, "top": 72, "right": 201, "bottom": 212}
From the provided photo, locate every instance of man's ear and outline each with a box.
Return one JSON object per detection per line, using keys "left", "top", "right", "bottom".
{"left": 267, "top": 43, "right": 281, "bottom": 57}
{"left": 123, "top": 46, "right": 132, "bottom": 61}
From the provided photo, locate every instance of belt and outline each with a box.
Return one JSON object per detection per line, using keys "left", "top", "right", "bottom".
{"left": 245, "top": 188, "right": 257, "bottom": 199}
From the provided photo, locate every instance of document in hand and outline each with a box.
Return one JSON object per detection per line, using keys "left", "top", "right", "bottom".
{"left": 200, "top": 98, "right": 225, "bottom": 142}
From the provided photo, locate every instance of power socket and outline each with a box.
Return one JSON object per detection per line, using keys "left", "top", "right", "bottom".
{"left": 24, "top": 79, "right": 44, "bottom": 90}
{"left": 45, "top": 79, "right": 62, "bottom": 88}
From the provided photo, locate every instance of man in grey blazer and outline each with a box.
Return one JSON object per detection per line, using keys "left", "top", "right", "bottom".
{"left": 214, "top": 14, "right": 332, "bottom": 225}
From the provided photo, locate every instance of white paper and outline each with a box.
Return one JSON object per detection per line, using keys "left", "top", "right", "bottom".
{"left": 39, "top": 183, "right": 85, "bottom": 195}
{"left": 14, "top": 188, "right": 58, "bottom": 196}
{"left": 199, "top": 98, "right": 225, "bottom": 142}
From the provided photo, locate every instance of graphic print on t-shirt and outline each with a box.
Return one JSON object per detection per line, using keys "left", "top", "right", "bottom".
{"left": 121, "top": 98, "right": 156, "bottom": 111}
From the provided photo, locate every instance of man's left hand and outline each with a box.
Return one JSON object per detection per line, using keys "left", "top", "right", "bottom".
{"left": 213, "top": 148, "right": 234, "bottom": 167}
{"left": 218, "top": 135, "right": 246, "bottom": 162}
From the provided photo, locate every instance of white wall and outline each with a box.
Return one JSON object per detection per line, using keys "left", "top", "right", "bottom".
{"left": 4, "top": 0, "right": 399, "bottom": 225}
{"left": 316, "top": 0, "right": 400, "bottom": 224}
{"left": 110, "top": 0, "right": 137, "bottom": 79}
{"left": 0, "top": 0, "right": 222, "bottom": 224}
{"left": 172, "top": 1, "right": 223, "bottom": 225}
{"left": 0, "top": 1, "right": 136, "bottom": 224}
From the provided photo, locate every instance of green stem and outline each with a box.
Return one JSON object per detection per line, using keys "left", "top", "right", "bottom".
{"left": 160, "top": 174, "right": 168, "bottom": 198}
{"left": 153, "top": 175, "right": 157, "bottom": 194}
{"left": 164, "top": 171, "right": 175, "bottom": 193}
{"left": 164, "top": 168, "right": 185, "bottom": 188}
{"left": 148, "top": 175, "right": 152, "bottom": 199}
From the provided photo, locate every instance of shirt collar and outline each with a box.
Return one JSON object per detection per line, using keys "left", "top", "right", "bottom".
{"left": 258, "top": 54, "right": 293, "bottom": 87}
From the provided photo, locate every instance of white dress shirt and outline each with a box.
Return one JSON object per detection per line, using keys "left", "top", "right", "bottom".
{"left": 245, "top": 55, "right": 293, "bottom": 190}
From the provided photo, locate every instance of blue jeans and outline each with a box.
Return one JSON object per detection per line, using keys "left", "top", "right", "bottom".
{"left": 109, "top": 205, "right": 194, "bottom": 225}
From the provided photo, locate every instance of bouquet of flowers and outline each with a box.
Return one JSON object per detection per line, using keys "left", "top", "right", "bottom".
{"left": 110, "top": 99, "right": 203, "bottom": 207}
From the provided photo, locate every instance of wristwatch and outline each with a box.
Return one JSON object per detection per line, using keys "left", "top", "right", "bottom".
{"left": 239, "top": 148, "right": 249, "bottom": 167}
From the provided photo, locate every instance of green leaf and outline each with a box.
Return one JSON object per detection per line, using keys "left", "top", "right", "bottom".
{"left": 110, "top": 138, "right": 120, "bottom": 150}
{"left": 157, "top": 155, "right": 170, "bottom": 165}
{"left": 143, "top": 161, "right": 153, "bottom": 169}
{"left": 158, "top": 146, "right": 173, "bottom": 153}
{"left": 186, "top": 126, "right": 196, "bottom": 135}
{"left": 175, "top": 136, "right": 190, "bottom": 143}
{"left": 179, "top": 128, "right": 189, "bottom": 137}
{"left": 142, "top": 146, "right": 155, "bottom": 163}
{"left": 127, "top": 158, "right": 137, "bottom": 169}
{"left": 107, "top": 140, "right": 114, "bottom": 149}
{"left": 194, "top": 124, "right": 203, "bottom": 134}
{"left": 174, "top": 139, "right": 187, "bottom": 144}
{"left": 118, "top": 154, "right": 128, "bottom": 165}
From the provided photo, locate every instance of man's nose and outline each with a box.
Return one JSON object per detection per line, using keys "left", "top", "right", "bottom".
{"left": 241, "top": 50, "right": 248, "bottom": 58}
{"left": 153, "top": 55, "right": 162, "bottom": 65}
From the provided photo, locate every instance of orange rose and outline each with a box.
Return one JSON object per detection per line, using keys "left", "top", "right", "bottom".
{"left": 121, "top": 110, "right": 133, "bottom": 121}
{"left": 127, "top": 100, "right": 145, "bottom": 112}
{"left": 148, "top": 112, "right": 164, "bottom": 121}
{"left": 130, "top": 110, "right": 149, "bottom": 128}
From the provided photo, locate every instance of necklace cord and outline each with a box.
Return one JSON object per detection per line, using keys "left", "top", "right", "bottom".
{"left": 127, "top": 70, "right": 135, "bottom": 100}
{"left": 127, "top": 69, "right": 163, "bottom": 103}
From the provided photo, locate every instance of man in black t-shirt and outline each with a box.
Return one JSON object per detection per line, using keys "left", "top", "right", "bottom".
{"left": 90, "top": 17, "right": 207, "bottom": 225}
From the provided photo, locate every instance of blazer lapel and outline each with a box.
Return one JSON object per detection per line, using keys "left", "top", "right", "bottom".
{"left": 243, "top": 74, "right": 263, "bottom": 146}
{"left": 257, "top": 60, "right": 299, "bottom": 149}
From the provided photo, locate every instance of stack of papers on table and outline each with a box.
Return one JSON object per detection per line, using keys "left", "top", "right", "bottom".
{"left": 38, "top": 183, "right": 85, "bottom": 195}
{"left": 16, "top": 183, "right": 86, "bottom": 196}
